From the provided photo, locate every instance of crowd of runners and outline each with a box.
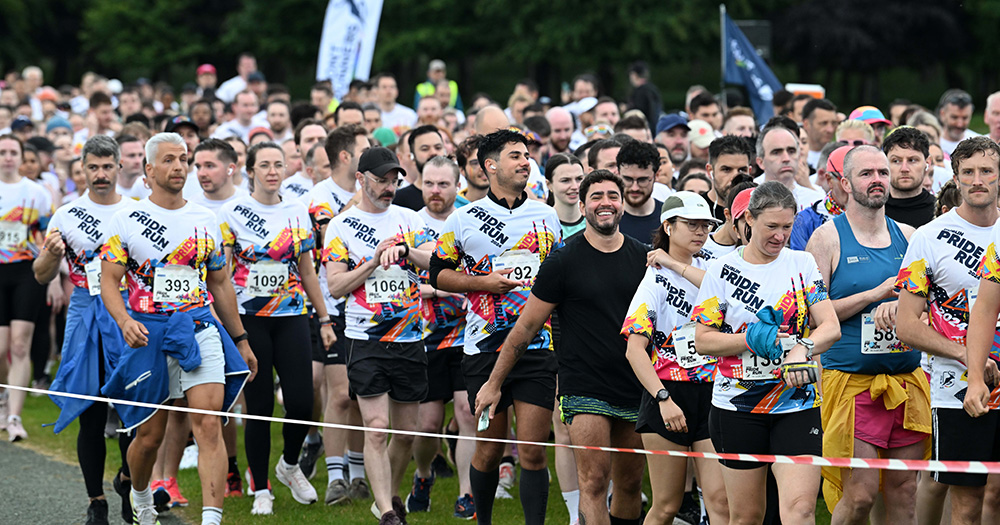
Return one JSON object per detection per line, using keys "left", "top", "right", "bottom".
{"left": 5, "top": 55, "right": 1000, "bottom": 525}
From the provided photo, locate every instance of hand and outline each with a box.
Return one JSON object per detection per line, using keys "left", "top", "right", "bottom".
{"left": 121, "top": 319, "right": 149, "bottom": 348}
{"left": 43, "top": 231, "right": 64, "bottom": 257}
{"left": 47, "top": 279, "right": 67, "bottom": 312}
{"left": 379, "top": 244, "right": 407, "bottom": 268}
{"left": 646, "top": 248, "right": 676, "bottom": 270}
{"left": 320, "top": 323, "right": 336, "bottom": 350}
{"left": 874, "top": 275, "right": 900, "bottom": 302}
{"left": 474, "top": 380, "right": 502, "bottom": 423}
{"left": 986, "top": 359, "right": 1000, "bottom": 391}
{"left": 779, "top": 360, "right": 818, "bottom": 388}
{"left": 872, "top": 301, "right": 898, "bottom": 332}
{"left": 659, "top": 398, "right": 687, "bottom": 433}
{"left": 237, "top": 340, "right": 258, "bottom": 382}
{"left": 964, "top": 379, "right": 992, "bottom": 417}
{"left": 482, "top": 268, "right": 523, "bottom": 295}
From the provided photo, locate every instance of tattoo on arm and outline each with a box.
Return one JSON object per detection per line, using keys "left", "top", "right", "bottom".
{"left": 512, "top": 342, "right": 529, "bottom": 360}
{"left": 579, "top": 511, "right": 587, "bottom": 525}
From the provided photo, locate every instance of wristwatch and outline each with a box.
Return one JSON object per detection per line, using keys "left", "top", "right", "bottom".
{"left": 796, "top": 337, "right": 815, "bottom": 360}
{"left": 655, "top": 388, "right": 671, "bottom": 403}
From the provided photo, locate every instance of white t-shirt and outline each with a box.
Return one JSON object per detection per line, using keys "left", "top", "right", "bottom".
{"left": 694, "top": 247, "right": 827, "bottom": 413}
{"left": 940, "top": 129, "right": 980, "bottom": 156}
{"left": 753, "top": 174, "right": 823, "bottom": 212}
{"left": 652, "top": 182, "right": 673, "bottom": 202}
{"left": 215, "top": 76, "right": 247, "bottom": 103}
{"left": 279, "top": 173, "right": 314, "bottom": 200}
{"left": 380, "top": 104, "right": 417, "bottom": 134}
{"left": 187, "top": 187, "right": 248, "bottom": 215}
{"left": 46, "top": 195, "right": 136, "bottom": 290}
{"left": 307, "top": 177, "right": 358, "bottom": 316}
{"left": 699, "top": 233, "right": 737, "bottom": 261}
{"left": 896, "top": 209, "right": 995, "bottom": 409}
{"left": 218, "top": 195, "right": 315, "bottom": 317}
{"left": 807, "top": 149, "right": 822, "bottom": 170}
{"left": 323, "top": 205, "right": 428, "bottom": 342}
{"left": 103, "top": 199, "right": 226, "bottom": 314}
{"left": 212, "top": 119, "right": 255, "bottom": 143}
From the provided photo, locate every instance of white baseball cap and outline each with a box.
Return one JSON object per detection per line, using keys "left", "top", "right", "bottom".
{"left": 660, "top": 191, "right": 722, "bottom": 224}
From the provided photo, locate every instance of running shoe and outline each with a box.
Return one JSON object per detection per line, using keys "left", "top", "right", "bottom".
{"left": 113, "top": 470, "right": 133, "bottom": 523}
{"left": 405, "top": 474, "right": 434, "bottom": 512}
{"left": 162, "top": 477, "right": 188, "bottom": 507}
{"left": 391, "top": 495, "right": 408, "bottom": 524}
{"left": 325, "top": 479, "right": 350, "bottom": 505}
{"left": 178, "top": 443, "right": 198, "bottom": 470}
{"left": 130, "top": 492, "right": 159, "bottom": 525}
{"left": 104, "top": 407, "right": 119, "bottom": 439}
{"left": 85, "top": 498, "right": 109, "bottom": 525}
{"left": 225, "top": 471, "right": 243, "bottom": 497}
{"left": 149, "top": 480, "right": 170, "bottom": 513}
{"left": 432, "top": 453, "right": 454, "bottom": 478}
{"left": 453, "top": 493, "right": 476, "bottom": 520}
{"left": 30, "top": 375, "right": 51, "bottom": 396}
{"left": 244, "top": 467, "right": 272, "bottom": 492}
{"left": 378, "top": 510, "right": 404, "bottom": 525}
{"left": 348, "top": 478, "right": 371, "bottom": 500}
{"left": 498, "top": 461, "right": 515, "bottom": 490}
{"left": 251, "top": 490, "right": 274, "bottom": 515}
{"left": 275, "top": 457, "right": 318, "bottom": 504}
{"left": 6, "top": 415, "right": 27, "bottom": 442}
{"left": 298, "top": 439, "right": 324, "bottom": 480}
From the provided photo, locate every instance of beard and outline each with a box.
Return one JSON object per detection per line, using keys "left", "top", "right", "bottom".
{"left": 585, "top": 205, "right": 623, "bottom": 235}
{"left": 851, "top": 184, "right": 888, "bottom": 209}
{"left": 425, "top": 196, "right": 453, "bottom": 213}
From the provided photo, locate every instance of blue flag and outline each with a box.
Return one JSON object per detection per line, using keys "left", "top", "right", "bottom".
{"left": 723, "top": 13, "right": 782, "bottom": 121}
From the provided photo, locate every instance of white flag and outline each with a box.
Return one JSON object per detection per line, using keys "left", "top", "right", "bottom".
{"left": 316, "top": 0, "right": 384, "bottom": 100}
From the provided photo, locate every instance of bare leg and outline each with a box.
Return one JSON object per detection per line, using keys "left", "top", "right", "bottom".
{"left": 186, "top": 383, "right": 226, "bottom": 508}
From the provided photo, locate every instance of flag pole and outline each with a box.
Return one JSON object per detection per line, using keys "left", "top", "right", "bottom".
{"left": 720, "top": 4, "right": 727, "bottom": 110}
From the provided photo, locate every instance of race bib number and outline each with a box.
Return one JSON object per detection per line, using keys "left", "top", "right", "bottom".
{"left": 493, "top": 249, "right": 540, "bottom": 289}
{"left": 672, "top": 322, "right": 714, "bottom": 369}
{"left": 365, "top": 266, "right": 409, "bottom": 303}
{"left": 152, "top": 265, "right": 199, "bottom": 303}
{"left": 861, "top": 313, "right": 907, "bottom": 354}
{"left": 245, "top": 261, "right": 288, "bottom": 297}
{"left": 85, "top": 259, "right": 102, "bottom": 296}
{"left": 740, "top": 337, "right": 796, "bottom": 380}
{"left": 0, "top": 221, "right": 28, "bottom": 251}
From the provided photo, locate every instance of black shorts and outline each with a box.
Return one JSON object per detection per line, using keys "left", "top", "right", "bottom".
{"left": 346, "top": 338, "right": 427, "bottom": 403}
{"left": 462, "top": 350, "right": 557, "bottom": 416}
{"left": 709, "top": 406, "right": 822, "bottom": 469}
{"left": 423, "top": 346, "right": 466, "bottom": 403}
{"left": 636, "top": 381, "right": 713, "bottom": 447}
{"left": 932, "top": 408, "right": 1000, "bottom": 486}
{"left": 310, "top": 313, "right": 347, "bottom": 365}
{"left": 0, "top": 261, "right": 45, "bottom": 326}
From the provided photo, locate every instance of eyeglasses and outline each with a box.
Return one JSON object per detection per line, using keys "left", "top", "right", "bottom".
{"left": 675, "top": 218, "right": 713, "bottom": 232}
{"left": 364, "top": 172, "right": 403, "bottom": 187}
{"left": 622, "top": 175, "right": 653, "bottom": 187}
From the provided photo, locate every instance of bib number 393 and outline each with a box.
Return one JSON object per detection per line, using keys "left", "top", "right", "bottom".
{"left": 85, "top": 259, "right": 102, "bottom": 296}
{"left": 493, "top": 249, "right": 540, "bottom": 289}
{"left": 365, "top": 266, "right": 409, "bottom": 303}
{"left": 741, "top": 337, "right": 796, "bottom": 380}
{"left": 0, "top": 221, "right": 28, "bottom": 252}
{"left": 245, "top": 261, "right": 288, "bottom": 297}
{"left": 672, "top": 322, "right": 714, "bottom": 369}
{"left": 861, "top": 313, "right": 907, "bottom": 354}
{"left": 152, "top": 265, "right": 199, "bottom": 303}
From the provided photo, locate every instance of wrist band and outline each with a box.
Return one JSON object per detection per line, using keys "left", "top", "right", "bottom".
{"left": 319, "top": 318, "right": 332, "bottom": 326}
{"left": 397, "top": 242, "right": 410, "bottom": 258}
{"left": 232, "top": 332, "right": 249, "bottom": 344}
{"left": 681, "top": 265, "right": 689, "bottom": 278}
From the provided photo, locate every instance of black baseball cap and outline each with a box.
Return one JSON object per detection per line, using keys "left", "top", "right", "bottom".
{"left": 358, "top": 147, "right": 404, "bottom": 178}
{"left": 164, "top": 115, "right": 199, "bottom": 134}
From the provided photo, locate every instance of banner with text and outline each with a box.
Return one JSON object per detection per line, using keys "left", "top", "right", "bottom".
{"left": 316, "top": 0, "right": 384, "bottom": 100}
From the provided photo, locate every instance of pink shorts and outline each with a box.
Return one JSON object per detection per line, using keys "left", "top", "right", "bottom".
{"left": 853, "top": 385, "right": 927, "bottom": 449}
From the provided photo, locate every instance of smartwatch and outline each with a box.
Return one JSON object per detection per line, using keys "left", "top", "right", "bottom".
{"left": 655, "top": 388, "right": 671, "bottom": 403}
{"left": 796, "top": 337, "right": 815, "bottom": 360}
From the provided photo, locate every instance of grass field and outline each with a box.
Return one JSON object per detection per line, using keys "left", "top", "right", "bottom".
{"left": 16, "top": 386, "right": 834, "bottom": 524}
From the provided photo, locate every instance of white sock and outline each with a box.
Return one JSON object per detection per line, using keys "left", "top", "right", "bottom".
{"left": 326, "top": 456, "right": 345, "bottom": 483}
{"left": 132, "top": 486, "right": 153, "bottom": 507}
{"left": 201, "top": 506, "right": 222, "bottom": 525}
{"left": 255, "top": 489, "right": 271, "bottom": 498}
{"left": 562, "top": 490, "right": 580, "bottom": 524}
{"left": 347, "top": 450, "right": 365, "bottom": 481}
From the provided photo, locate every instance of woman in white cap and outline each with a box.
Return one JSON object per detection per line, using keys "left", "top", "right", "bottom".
{"left": 622, "top": 191, "right": 729, "bottom": 524}
{"left": 691, "top": 181, "right": 840, "bottom": 524}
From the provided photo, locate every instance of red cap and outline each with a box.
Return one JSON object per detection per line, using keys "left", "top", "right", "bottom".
{"left": 196, "top": 64, "right": 216, "bottom": 76}
{"left": 248, "top": 127, "right": 274, "bottom": 141}
{"left": 731, "top": 187, "right": 755, "bottom": 222}
{"left": 826, "top": 145, "right": 854, "bottom": 178}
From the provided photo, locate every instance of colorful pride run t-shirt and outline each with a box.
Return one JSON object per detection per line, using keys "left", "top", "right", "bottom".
{"left": 622, "top": 259, "right": 716, "bottom": 382}
{"left": 693, "top": 247, "right": 828, "bottom": 414}
{"left": 218, "top": 195, "right": 315, "bottom": 317}
{"left": 899, "top": 209, "right": 999, "bottom": 409}
{"left": 46, "top": 195, "right": 136, "bottom": 290}
{"left": 0, "top": 178, "right": 52, "bottom": 264}
{"left": 308, "top": 178, "right": 358, "bottom": 317}
{"left": 323, "top": 205, "right": 428, "bottom": 342}
{"left": 102, "top": 199, "right": 225, "bottom": 314}
{"left": 418, "top": 208, "right": 466, "bottom": 351}
{"left": 432, "top": 195, "right": 562, "bottom": 355}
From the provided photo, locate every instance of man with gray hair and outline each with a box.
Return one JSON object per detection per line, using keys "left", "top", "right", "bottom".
{"left": 982, "top": 91, "right": 1000, "bottom": 144}
{"left": 806, "top": 145, "right": 922, "bottom": 525}
{"left": 100, "top": 132, "right": 257, "bottom": 525}
{"left": 754, "top": 125, "right": 824, "bottom": 211}
{"left": 937, "top": 89, "right": 978, "bottom": 155}
{"left": 33, "top": 134, "right": 140, "bottom": 524}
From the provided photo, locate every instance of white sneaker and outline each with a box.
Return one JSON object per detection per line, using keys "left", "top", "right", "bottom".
{"left": 7, "top": 415, "right": 27, "bottom": 442}
{"left": 131, "top": 492, "right": 159, "bottom": 525}
{"left": 275, "top": 457, "right": 317, "bottom": 504}
{"left": 498, "top": 462, "right": 515, "bottom": 489}
{"left": 495, "top": 485, "right": 513, "bottom": 500}
{"left": 179, "top": 443, "right": 198, "bottom": 470}
{"left": 251, "top": 490, "right": 274, "bottom": 515}
{"left": 371, "top": 501, "right": 381, "bottom": 519}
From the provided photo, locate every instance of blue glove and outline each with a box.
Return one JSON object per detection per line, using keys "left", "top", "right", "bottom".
{"left": 744, "top": 306, "right": 784, "bottom": 361}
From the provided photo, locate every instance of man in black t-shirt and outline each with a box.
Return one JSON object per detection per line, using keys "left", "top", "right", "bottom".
{"left": 392, "top": 125, "right": 446, "bottom": 210}
{"left": 475, "top": 170, "right": 647, "bottom": 525}
{"left": 882, "top": 126, "right": 935, "bottom": 228}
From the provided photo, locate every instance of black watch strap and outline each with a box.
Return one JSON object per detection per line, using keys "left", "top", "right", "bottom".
{"left": 232, "top": 332, "right": 249, "bottom": 344}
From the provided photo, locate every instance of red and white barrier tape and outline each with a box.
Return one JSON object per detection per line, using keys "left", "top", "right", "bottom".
{"left": 6, "top": 383, "right": 1000, "bottom": 474}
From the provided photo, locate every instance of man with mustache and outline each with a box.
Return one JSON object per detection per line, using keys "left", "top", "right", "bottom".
{"left": 475, "top": 170, "right": 647, "bottom": 525}
{"left": 883, "top": 127, "right": 936, "bottom": 229}
{"left": 806, "top": 145, "right": 922, "bottom": 525}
